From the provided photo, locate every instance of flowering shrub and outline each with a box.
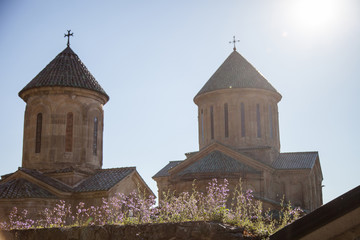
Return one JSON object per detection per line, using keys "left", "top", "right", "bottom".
{"left": 0, "top": 179, "right": 303, "bottom": 237}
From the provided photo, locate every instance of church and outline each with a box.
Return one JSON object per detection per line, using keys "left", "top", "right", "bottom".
{"left": 0, "top": 33, "right": 153, "bottom": 218}
{"left": 153, "top": 42, "right": 323, "bottom": 212}
{"left": 0, "top": 32, "right": 323, "bottom": 219}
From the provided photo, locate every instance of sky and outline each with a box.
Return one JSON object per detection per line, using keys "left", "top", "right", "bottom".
{"left": 0, "top": 0, "right": 359, "bottom": 204}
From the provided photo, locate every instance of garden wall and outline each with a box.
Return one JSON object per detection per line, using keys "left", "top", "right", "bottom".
{"left": 0, "top": 221, "right": 261, "bottom": 240}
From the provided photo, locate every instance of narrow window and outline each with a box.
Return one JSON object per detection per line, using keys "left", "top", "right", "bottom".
{"left": 224, "top": 103, "right": 229, "bottom": 138}
{"left": 269, "top": 105, "right": 273, "bottom": 139}
{"left": 256, "top": 104, "right": 261, "bottom": 138}
{"left": 210, "top": 106, "right": 214, "bottom": 140}
{"left": 241, "top": 102, "right": 245, "bottom": 137}
{"left": 93, "top": 117, "right": 98, "bottom": 156}
{"left": 200, "top": 109, "right": 204, "bottom": 143}
{"left": 35, "top": 113, "right": 42, "bottom": 153}
{"left": 65, "top": 112, "right": 73, "bottom": 152}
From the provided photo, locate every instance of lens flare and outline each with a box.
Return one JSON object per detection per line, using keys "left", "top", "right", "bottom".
{"left": 290, "top": 0, "right": 341, "bottom": 33}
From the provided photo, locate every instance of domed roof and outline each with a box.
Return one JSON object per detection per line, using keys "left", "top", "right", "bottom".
{"left": 195, "top": 50, "right": 279, "bottom": 98}
{"left": 19, "top": 46, "right": 109, "bottom": 101}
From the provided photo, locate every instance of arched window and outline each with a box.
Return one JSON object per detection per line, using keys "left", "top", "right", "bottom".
{"left": 93, "top": 117, "right": 98, "bottom": 156}
{"left": 35, "top": 113, "right": 42, "bottom": 153}
{"left": 210, "top": 106, "right": 214, "bottom": 140}
{"left": 269, "top": 105, "right": 273, "bottom": 139}
{"left": 241, "top": 102, "right": 245, "bottom": 137}
{"left": 256, "top": 104, "right": 261, "bottom": 138}
{"left": 224, "top": 103, "right": 229, "bottom": 138}
{"left": 65, "top": 112, "right": 73, "bottom": 152}
{"left": 200, "top": 109, "right": 204, "bottom": 143}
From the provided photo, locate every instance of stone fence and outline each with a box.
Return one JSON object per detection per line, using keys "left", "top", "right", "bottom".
{"left": 0, "top": 221, "right": 263, "bottom": 240}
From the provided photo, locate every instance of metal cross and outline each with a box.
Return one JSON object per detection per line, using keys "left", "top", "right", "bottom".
{"left": 229, "top": 36, "right": 240, "bottom": 51}
{"left": 64, "top": 30, "right": 74, "bottom": 47}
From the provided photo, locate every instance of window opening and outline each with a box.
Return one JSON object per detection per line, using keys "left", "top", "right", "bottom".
{"left": 200, "top": 109, "right": 204, "bottom": 143}
{"left": 269, "top": 105, "right": 273, "bottom": 139}
{"left": 93, "top": 117, "right": 98, "bottom": 156}
{"left": 241, "top": 102, "right": 245, "bottom": 137}
{"left": 35, "top": 113, "right": 42, "bottom": 153}
{"left": 256, "top": 104, "right": 261, "bottom": 138}
{"left": 65, "top": 112, "right": 73, "bottom": 152}
{"left": 210, "top": 106, "right": 214, "bottom": 139}
{"left": 224, "top": 103, "right": 229, "bottom": 138}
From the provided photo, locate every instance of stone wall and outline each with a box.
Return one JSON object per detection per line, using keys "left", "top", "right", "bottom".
{"left": 0, "top": 221, "right": 262, "bottom": 240}
{"left": 21, "top": 87, "right": 107, "bottom": 171}
{"left": 194, "top": 88, "right": 281, "bottom": 157}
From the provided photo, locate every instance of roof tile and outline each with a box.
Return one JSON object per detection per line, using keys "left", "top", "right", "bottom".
{"left": 19, "top": 168, "right": 72, "bottom": 192}
{"left": 153, "top": 161, "right": 183, "bottom": 178}
{"left": 153, "top": 151, "right": 261, "bottom": 178}
{"left": 178, "top": 150, "right": 260, "bottom": 176}
{"left": 74, "top": 168, "right": 135, "bottom": 192}
{"left": 272, "top": 152, "right": 318, "bottom": 169}
{"left": 6, "top": 167, "right": 136, "bottom": 195}
{"left": 195, "top": 50, "right": 279, "bottom": 97}
{"left": 0, "top": 178, "right": 57, "bottom": 199}
{"left": 19, "top": 47, "right": 109, "bottom": 101}
{"left": 155, "top": 151, "right": 319, "bottom": 178}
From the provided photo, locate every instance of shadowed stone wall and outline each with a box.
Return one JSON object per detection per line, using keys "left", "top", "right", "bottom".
{"left": 0, "top": 221, "right": 262, "bottom": 240}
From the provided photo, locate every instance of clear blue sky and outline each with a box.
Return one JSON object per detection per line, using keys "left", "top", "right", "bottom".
{"left": 0, "top": 0, "right": 359, "bottom": 204}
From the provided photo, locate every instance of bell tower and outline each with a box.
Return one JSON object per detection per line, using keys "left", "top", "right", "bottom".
{"left": 194, "top": 46, "right": 282, "bottom": 164}
{"left": 19, "top": 32, "right": 109, "bottom": 171}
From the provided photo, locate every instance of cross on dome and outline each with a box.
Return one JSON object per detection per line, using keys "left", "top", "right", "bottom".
{"left": 229, "top": 36, "right": 240, "bottom": 51}
{"left": 64, "top": 30, "right": 74, "bottom": 47}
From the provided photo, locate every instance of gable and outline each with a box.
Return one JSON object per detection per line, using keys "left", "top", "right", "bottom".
{"left": 167, "top": 143, "right": 273, "bottom": 177}
{"left": 0, "top": 167, "right": 141, "bottom": 198}
{"left": 153, "top": 161, "right": 183, "bottom": 178}
{"left": 18, "top": 168, "right": 73, "bottom": 193}
{"left": 0, "top": 178, "right": 57, "bottom": 199}
{"left": 73, "top": 168, "right": 136, "bottom": 192}
{"left": 177, "top": 150, "right": 261, "bottom": 176}
{"left": 109, "top": 170, "right": 155, "bottom": 197}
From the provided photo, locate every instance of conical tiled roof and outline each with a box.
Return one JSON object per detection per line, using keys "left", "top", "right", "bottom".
{"left": 19, "top": 46, "right": 109, "bottom": 101}
{"left": 195, "top": 50, "right": 278, "bottom": 97}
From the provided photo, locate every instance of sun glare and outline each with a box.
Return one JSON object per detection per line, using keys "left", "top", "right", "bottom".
{"left": 290, "top": 0, "right": 342, "bottom": 33}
